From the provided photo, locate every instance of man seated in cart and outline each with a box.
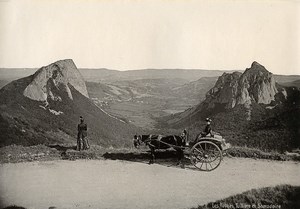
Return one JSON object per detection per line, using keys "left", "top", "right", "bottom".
{"left": 200, "top": 118, "right": 214, "bottom": 138}
{"left": 198, "top": 118, "right": 225, "bottom": 141}
{"left": 181, "top": 118, "right": 215, "bottom": 146}
{"left": 193, "top": 117, "right": 217, "bottom": 143}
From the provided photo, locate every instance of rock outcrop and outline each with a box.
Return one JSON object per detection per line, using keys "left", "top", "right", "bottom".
{"left": 205, "top": 62, "right": 278, "bottom": 109}
{"left": 0, "top": 59, "right": 139, "bottom": 147}
{"left": 206, "top": 72, "right": 242, "bottom": 108}
{"left": 237, "top": 62, "right": 277, "bottom": 105}
{"left": 23, "top": 59, "right": 89, "bottom": 102}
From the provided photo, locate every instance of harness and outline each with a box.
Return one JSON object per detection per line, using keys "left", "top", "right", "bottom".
{"left": 144, "top": 135, "right": 186, "bottom": 150}
{"left": 144, "top": 135, "right": 159, "bottom": 148}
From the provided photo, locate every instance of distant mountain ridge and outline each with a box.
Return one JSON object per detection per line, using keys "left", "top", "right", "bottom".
{"left": 1, "top": 67, "right": 299, "bottom": 85}
{"left": 281, "top": 79, "right": 300, "bottom": 88}
{"left": 172, "top": 77, "right": 218, "bottom": 102}
{"left": 80, "top": 68, "right": 237, "bottom": 83}
{"left": 0, "top": 67, "right": 232, "bottom": 82}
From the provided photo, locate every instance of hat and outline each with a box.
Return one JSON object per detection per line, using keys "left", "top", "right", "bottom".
{"left": 206, "top": 118, "right": 212, "bottom": 122}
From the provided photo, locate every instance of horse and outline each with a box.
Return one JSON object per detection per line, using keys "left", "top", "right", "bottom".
{"left": 133, "top": 134, "right": 186, "bottom": 166}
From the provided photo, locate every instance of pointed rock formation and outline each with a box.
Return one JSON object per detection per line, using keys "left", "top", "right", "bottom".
{"left": 23, "top": 59, "right": 89, "bottom": 102}
{"left": 166, "top": 62, "right": 300, "bottom": 152}
{"left": 204, "top": 62, "right": 278, "bottom": 109}
{"left": 237, "top": 61, "right": 277, "bottom": 105}
{"left": 0, "top": 59, "right": 139, "bottom": 147}
{"left": 205, "top": 72, "right": 242, "bottom": 109}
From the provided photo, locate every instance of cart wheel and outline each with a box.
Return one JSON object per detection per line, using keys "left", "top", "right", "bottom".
{"left": 190, "top": 140, "right": 222, "bottom": 171}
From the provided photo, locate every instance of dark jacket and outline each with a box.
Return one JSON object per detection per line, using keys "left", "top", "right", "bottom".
{"left": 202, "top": 124, "right": 213, "bottom": 137}
{"left": 77, "top": 122, "right": 87, "bottom": 138}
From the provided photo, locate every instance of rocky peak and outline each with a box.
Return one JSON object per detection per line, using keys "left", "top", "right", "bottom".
{"left": 213, "top": 72, "right": 242, "bottom": 89}
{"left": 23, "top": 59, "right": 89, "bottom": 102}
{"left": 206, "top": 72, "right": 242, "bottom": 108}
{"left": 242, "top": 61, "right": 272, "bottom": 82}
{"left": 237, "top": 62, "right": 277, "bottom": 105}
{"left": 250, "top": 61, "right": 268, "bottom": 71}
{"left": 204, "top": 62, "right": 278, "bottom": 109}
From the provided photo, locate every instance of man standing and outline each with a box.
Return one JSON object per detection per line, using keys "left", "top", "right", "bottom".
{"left": 77, "top": 116, "right": 88, "bottom": 151}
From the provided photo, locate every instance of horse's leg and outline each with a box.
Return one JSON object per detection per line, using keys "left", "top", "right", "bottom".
{"left": 149, "top": 147, "right": 155, "bottom": 164}
{"left": 176, "top": 148, "right": 184, "bottom": 168}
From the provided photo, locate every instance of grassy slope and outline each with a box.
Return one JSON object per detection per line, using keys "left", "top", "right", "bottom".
{"left": 1, "top": 143, "right": 299, "bottom": 164}
{"left": 163, "top": 86, "right": 300, "bottom": 153}
{"left": 227, "top": 146, "right": 300, "bottom": 161}
{"left": 195, "top": 185, "right": 300, "bottom": 209}
{"left": 0, "top": 77, "right": 141, "bottom": 148}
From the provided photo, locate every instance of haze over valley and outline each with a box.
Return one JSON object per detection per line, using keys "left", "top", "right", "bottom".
{"left": 1, "top": 65, "right": 300, "bottom": 131}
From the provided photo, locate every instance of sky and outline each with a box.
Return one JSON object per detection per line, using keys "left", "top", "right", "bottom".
{"left": 0, "top": 0, "right": 299, "bottom": 75}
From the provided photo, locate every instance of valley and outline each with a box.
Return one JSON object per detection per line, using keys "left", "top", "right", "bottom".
{"left": 0, "top": 60, "right": 300, "bottom": 152}
{"left": 0, "top": 60, "right": 300, "bottom": 209}
{"left": 1, "top": 67, "right": 299, "bottom": 131}
{"left": 86, "top": 77, "right": 217, "bottom": 129}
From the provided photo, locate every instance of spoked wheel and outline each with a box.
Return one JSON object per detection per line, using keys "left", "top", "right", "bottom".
{"left": 190, "top": 140, "right": 222, "bottom": 171}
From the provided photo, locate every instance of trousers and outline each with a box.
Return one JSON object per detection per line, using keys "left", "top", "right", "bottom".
{"left": 77, "top": 136, "right": 89, "bottom": 151}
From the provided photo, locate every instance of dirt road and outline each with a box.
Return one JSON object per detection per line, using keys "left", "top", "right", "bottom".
{"left": 0, "top": 158, "right": 299, "bottom": 209}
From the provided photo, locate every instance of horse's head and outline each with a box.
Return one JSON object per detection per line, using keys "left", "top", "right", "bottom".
{"left": 133, "top": 134, "right": 142, "bottom": 148}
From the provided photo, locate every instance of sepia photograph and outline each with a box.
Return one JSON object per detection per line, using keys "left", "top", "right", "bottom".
{"left": 0, "top": 0, "right": 299, "bottom": 209}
